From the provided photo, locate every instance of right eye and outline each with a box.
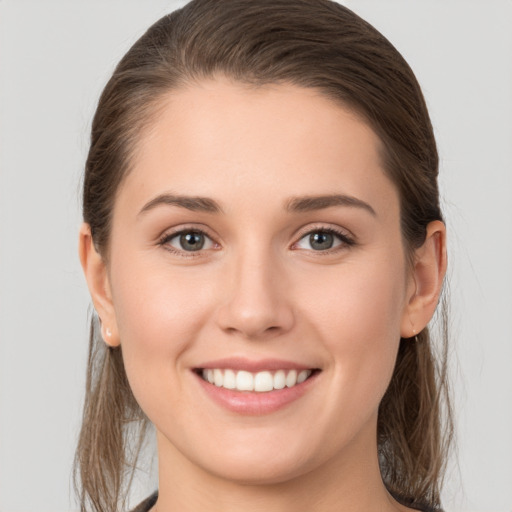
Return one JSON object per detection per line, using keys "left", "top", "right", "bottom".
{"left": 160, "top": 230, "right": 216, "bottom": 253}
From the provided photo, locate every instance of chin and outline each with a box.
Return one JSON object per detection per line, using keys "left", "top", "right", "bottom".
{"left": 175, "top": 427, "right": 326, "bottom": 486}
{"left": 201, "top": 453, "right": 316, "bottom": 486}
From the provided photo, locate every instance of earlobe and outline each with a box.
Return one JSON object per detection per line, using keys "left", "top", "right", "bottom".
{"left": 78, "top": 223, "right": 120, "bottom": 347}
{"left": 400, "top": 220, "right": 447, "bottom": 338}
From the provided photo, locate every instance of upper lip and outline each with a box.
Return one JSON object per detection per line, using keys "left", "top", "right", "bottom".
{"left": 195, "top": 357, "right": 317, "bottom": 373}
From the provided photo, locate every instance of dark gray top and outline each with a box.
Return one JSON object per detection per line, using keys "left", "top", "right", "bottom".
{"left": 130, "top": 492, "right": 158, "bottom": 512}
{"left": 130, "top": 491, "right": 442, "bottom": 512}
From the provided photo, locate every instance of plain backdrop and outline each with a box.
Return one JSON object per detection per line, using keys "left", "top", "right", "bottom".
{"left": 0, "top": 1, "right": 511, "bottom": 511}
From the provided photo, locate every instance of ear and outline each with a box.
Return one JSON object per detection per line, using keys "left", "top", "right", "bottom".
{"left": 78, "top": 223, "right": 120, "bottom": 347}
{"left": 400, "top": 220, "right": 447, "bottom": 338}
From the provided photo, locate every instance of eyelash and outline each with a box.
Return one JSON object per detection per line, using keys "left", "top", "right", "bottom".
{"left": 292, "top": 226, "right": 355, "bottom": 254}
{"left": 158, "top": 226, "right": 355, "bottom": 257}
{"left": 158, "top": 227, "right": 218, "bottom": 258}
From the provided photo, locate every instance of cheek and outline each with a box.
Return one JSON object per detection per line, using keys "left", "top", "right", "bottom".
{"left": 299, "top": 255, "right": 407, "bottom": 412}
{"left": 108, "top": 254, "right": 215, "bottom": 399}
{"left": 301, "top": 254, "right": 406, "bottom": 336}
{"left": 112, "top": 250, "right": 216, "bottom": 333}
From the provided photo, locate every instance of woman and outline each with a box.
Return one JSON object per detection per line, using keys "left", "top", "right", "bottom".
{"left": 76, "top": 1, "right": 452, "bottom": 511}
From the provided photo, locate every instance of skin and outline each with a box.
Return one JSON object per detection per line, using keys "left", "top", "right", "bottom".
{"left": 80, "top": 78, "right": 446, "bottom": 512}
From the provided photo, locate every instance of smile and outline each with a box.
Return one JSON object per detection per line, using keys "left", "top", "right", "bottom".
{"left": 200, "top": 368, "right": 313, "bottom": 392}
{"left": 194, "top": 359, "right": 321, "bottom": 414}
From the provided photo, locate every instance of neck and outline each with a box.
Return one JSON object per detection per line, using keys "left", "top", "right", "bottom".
{"left": 152, "top": 423, "right": 407, "bottom": 512}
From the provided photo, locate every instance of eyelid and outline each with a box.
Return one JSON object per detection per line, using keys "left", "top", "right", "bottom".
{"left": 158, "top": 224, "right": 220, "bottom": 256}
{"left": 156, "top": 222, "right": 355, "bottom": 256}
{"left": 291, "top": 224, "right": 356, "bottom": 251}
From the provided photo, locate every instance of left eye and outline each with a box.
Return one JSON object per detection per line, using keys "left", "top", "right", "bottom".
{"left": 164, "top": 230, "right": 215, "bottom": 252}
{"left": 295, "top": 230, "right": 348, "bottom": 251}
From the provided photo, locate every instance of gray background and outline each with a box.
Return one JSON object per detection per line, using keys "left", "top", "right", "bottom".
{"left": 0, "top": 1, "right": 511, "bottom": 511}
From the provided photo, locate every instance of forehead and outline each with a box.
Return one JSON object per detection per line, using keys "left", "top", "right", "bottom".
{"left": 116, "top": 78, "right": 398, "bottom": 217}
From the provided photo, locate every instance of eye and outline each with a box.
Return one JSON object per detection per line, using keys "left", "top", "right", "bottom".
{"left": 161, "top": 230, "right": 216, "bottom": 252}
{"left": 294, "top": 228, "right": 353, "bottom": 251}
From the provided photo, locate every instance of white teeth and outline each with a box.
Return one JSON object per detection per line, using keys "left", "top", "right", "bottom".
{"left": 297, "top": 370, "right": 309, "bottom": 384}
{"left": 273, "top": 370, "right": 286, "bottom": 390}
{"left": 223, "top": 369, "right": 236, "bottom": 389}
{"left": 254, "top": 371, "right": 273, "bottom": 392}
{"left": 214, "top": 369, "right": 223, "bottom": 387}
{"left": 201, "top": 368, "right": 313, "bottom": 392}
{"left": 286, "top": 369, "right": 297, "bottom": 388}
{"left": 236, "top": 370, "right": 254, "bottom": 391}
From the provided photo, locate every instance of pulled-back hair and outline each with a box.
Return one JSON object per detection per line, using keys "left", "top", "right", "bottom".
{"left": 76, "top": 1, "right": 452, "bottom": 510}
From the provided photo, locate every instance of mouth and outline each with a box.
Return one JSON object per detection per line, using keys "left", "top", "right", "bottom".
{"left": 196, "top": 368, "right": 319, "bottom": 393}
{"left": 193, "top": 358, "right": 321, "bottom": 414}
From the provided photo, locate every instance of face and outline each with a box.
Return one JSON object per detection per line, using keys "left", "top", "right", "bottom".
{"left": 105, "top": 79, "right": 415, "bottom": 484}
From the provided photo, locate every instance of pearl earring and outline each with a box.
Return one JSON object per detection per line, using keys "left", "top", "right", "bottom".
{"left": 106, "top": 327, "right": 112, "bottom": 337}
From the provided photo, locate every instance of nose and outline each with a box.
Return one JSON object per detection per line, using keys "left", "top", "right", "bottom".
{"left": 215, "top": 249, "right": 295, "bottom": 340}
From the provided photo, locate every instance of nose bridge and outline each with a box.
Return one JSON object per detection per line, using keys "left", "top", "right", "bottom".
{"left": 216, "top": 240, "right": 294, "bottom": 338}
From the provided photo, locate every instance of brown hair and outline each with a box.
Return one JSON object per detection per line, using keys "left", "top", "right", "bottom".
{"left": 75, "top": 1, "right": 453, "bottom": 510}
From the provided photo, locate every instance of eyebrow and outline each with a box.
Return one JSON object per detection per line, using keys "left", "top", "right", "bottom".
{"left": 286, "top": 194, "right": 376, "bottom": 216}
{"left": 138, "top": 193, "right": 223, "bottom": 216}
{"left": 138, "top": 192, "right": 376, "bottom": 217}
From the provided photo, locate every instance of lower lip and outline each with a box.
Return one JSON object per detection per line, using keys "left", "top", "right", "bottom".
{"left": 194, "top": 371, "right": 319, "bottom": 415}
